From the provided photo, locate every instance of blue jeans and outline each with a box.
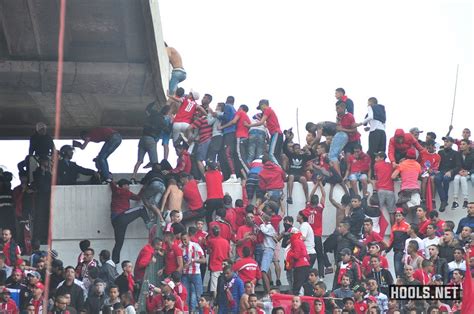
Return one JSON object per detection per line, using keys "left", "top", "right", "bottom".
{"left": 169, "top": 69, "right": 187, "bottom": 95}
{"left": 434, "top": 171, "right": 453, "bottom": 202}
{"left": 328, "top": 132, "right": 348, "bottom": 161}
{"left": 247, "top": 129, "right": 266, "bottom": 163}
{"left": 182, "top": 273, "right": 203, "bottom": 311}
{"left": 96, "top": 132, "right": 122, "bottom": 179}
{"left": 143, "top": 180, "right": 166, "bottom": 207}
{"left": 269, "top": 133, "right": 283, "bottom": 166}
{"left": 394, "top": 251, "right": 404, "bottom": 278}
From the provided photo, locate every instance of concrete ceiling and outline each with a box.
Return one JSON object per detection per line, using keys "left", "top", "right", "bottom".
{"left": 0, "top": 0, "right": 168, "bottom": 139}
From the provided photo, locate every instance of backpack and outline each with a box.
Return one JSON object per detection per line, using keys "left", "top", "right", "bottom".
{"left": 372, "top": 104, "right": 386, "bottom": 123}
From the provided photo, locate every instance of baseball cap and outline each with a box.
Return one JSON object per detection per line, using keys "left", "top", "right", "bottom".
{"left": 36, "top": 122, "right": 47, "bottom": 132}
{"left": 353, "top": 285, "right": 366, "bottom": 294}
{"left": 164, "top": 294, "right": 176, "bottom": 301}
{"left": 35, "top": 282, "right": 45, "bottom": 290}
{"left": 395, "top": 208, "right": 404, "bottom": 214}
{"left": 406, "top": 148, "right": 416, "bottom": 159}
{"left": 340, "top": 248, "right": 352, "bottom": 256}
{"left": 189, "top": 89, "right": 200, "bottom": 100}
{"left": 409, "top": 127, "right": 423, "bottom": 134}
{"left": 442, "top": 136, "right": 455, "bottom": 142}
{"left": 256, "top": 99, "right": 269, "bottom": 110}
{"left": 27, "top": 271, "right": 41, "bottom": 279}
{"left": 161, "top": 278, "right": 176, "bottom": 290}
{"left": 427, "top": 131, "right": 437, "bottom": 139}
{"left": 13, "top": 268, "right": 23, "bottom": 275}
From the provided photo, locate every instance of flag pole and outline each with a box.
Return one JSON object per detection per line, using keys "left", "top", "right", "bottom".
{"left": 296, "top": 107, "right": 301, "bottom": 144}
{"left": 450, "top": 64, "right": 459, "bottom": 126}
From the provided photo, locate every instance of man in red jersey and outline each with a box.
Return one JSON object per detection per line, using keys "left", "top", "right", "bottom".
{"left": 345, "top": 143, "right": 371, "bottom": 197}
{"left": 219, "top": 104, "right": 251, "bottom": 176}
{"left": 373, "top": 152, "right": 396, "bottom": 224}
{"left": 302, "top": 182, "right": 332, "bottom": 278}
{"left": 204, "top": 161, "right": 224, "bottom": 224}
{"left": 179, "top": 173, "right": 206, "bottom": 223}
{"left": 171, "top": 90, "right": 200, "bottom": 144}
{"left": 249, "top": 99, "right": 283, "bottom": 166}
{"left": 419, "top": 140, "right": 440, "bottom": 206}
{"left": 258, "top": 155, "right": 286, "bottom": 204}
{"left": 236, "top": 212, "right": 258, "bottom": 258}
{"left": 169, "top": 144, "right": 191, "bottom": 175}
{"left": 387, "top": 128, "right": 423, "bottom": 167}
{"left": 163, "top": 231, "right": 183, "bottom": 276}
{"left": 361, "top": 242, "right": 389, "bottom": 276}
{"left": 232, "top": 246, "right": 262, "bottom": 285}
{"left": 208, "top": 208, "right": 233, "bottom": 243}
{"left": 207, "top": 225, "right": 230, "bottom": 297}
{"left": 189, "top": 219, "right": 208, "bottom": 281}
{"left": 78, "top": 127, "right": 122, "bottom": 182}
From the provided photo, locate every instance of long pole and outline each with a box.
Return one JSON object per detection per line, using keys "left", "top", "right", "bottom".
{"left": 450, "top": 64, "right": 459, "bottom": 126}
{"left": 296, "top": 107, "right": 301, "bottom": 144}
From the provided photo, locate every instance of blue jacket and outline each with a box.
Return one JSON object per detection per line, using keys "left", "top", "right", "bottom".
{"left": 456, "top": 215, "right": 474, "bottom": 234}
{"left": 220, "top": 103, "right": 236, "bottom": 134}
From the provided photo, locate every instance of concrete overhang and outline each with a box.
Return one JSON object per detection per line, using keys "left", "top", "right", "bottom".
{"left": 0, "top": 0, "right": 169, "bottom": 139}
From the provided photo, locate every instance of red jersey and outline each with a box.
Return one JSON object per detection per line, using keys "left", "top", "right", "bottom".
{"left": 374, "top": 161, "right": 394, "bottom": 191}
{"left": 420, "top": 150, "right": 441, "bottom": 172}
{"left": 174, "top": 283, "right": 188, "bottom": 311}
{"left": 207, "top": 236, "right": 230, "bottom": 271}
{"left": 362, "top": 230, "right": 384, "bottom": 246}
{"left": 236, "top": 225, "right": 256, "bottom": 258}
{"left": 181, "top": 241, "right": 204, "bottom": 275}
{"left": 348, "top": 152, "right": 371, "bottom": 174}
{"left": 263, "top": 107, "right": 282, "bottom": 135}
{"left": 2, "top": 241, "right": 21, "bottom": 266}
{"left": 338, "top": 113, "right": 360, "bottom": 142}
{"left": 164, "top": 242, "right": 183, "bottom": 275}
{"left": 208, "top": 221, "right": 233, "bottom": 242}
{"left": 232, "top": 257, "right": 262, "bottom": 284}
{"left": 86, "top": 127, "right": 116, "bottom": 142}
{"left": 170, "top": 151, "right": 192, "bottom": 174}
{"left": 205, "top": 170, "right": 224, "bottom": 200}
{"left": 413, "top": 269, "right": 431, "bottom": 284}
{"left": 174, "top": 98, "right": 197, "bottom": 123}
{"left": 303, "top": 204, "right": 324, "bottom": 237}
{"left": 226, "top": 208, "right": 238, "bottom": 233}
{"left": 235, "top": 110, "right": 251, "bottom": 138}
{"left": 191, "top": 230, "right": 208, "bottom": 253}
{"left": 110, "top": 182, "right": 140, "bottom": 218}
{"left": 354, "top": 300, "right": 368, "bottom": 314}
{"left": 191, "top": 116, "right": 213, "bottom": 143}
{"left": 234, "top": 207, "right": 246, "bottom": 228}
{"left": 183, "top": 179, "right": 203, "bottom": 210}
{"left": 418, "top": 219, "right": 430, "bottom": 237}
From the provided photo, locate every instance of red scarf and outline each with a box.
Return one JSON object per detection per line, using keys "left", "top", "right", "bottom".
{"left": 337, "top": 261, "right": 352, "bottom": 284}
{"left": 128, "top": 273, "right": 135, "bottom": 294}
{"left": 341, "top": 95, "right": 348, "bottom": 102}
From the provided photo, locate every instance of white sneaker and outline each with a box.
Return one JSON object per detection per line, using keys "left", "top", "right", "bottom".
{"left": 224, "top": 174, "right": 240, "bottom": 183}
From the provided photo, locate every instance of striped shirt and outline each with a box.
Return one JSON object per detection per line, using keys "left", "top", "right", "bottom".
{"left": 181, "top": 241, "right": 204, "bottom": 275}
{"left": 191, "top": 116, "right": 213, "bottom": 143}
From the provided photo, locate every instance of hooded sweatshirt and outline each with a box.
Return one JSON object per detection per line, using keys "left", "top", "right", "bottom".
{"left": 258, "top": 161, "right": 285, "bottom": 190}
{"left": 285, "top": 232, "right": 310, "bottom": 269}
{"left": 388, "top": 129, "right": 423, "bottom": 163}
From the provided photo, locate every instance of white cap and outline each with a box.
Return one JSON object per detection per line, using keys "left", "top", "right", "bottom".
{"left": 189, "top": 89, "right": 200, "bottom": 100}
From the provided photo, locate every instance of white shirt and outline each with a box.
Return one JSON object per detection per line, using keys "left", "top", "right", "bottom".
{"left": 423, "top": 236, "right": 440, "bottom": 258}
{"left": 299, "top": 222, "right": 316, "bottom": 254}
{"left": 448, "top": 260, "right": 466, "bottom": 272}
{"left": 362, "top": 106, "right": 385, "bottom": 132}
{"left": 260, "top": 223, "right": 277, "bottom": 250}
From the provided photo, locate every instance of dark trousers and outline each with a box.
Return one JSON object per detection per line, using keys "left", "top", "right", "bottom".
{"left": 207, "top": 135, "right": 223, "bottom": 163}
{"left": 293, "top": 266, "right": 310, "bottom": 295}
{"left": 112, "top": 207, "right": 149, "bottom": 263}
{"left": 34, "top": 193, "right": 50, "bottom": 244}
{"left": 204, "top": 198, "right": 224, "bottom": 224}
{"left": 222, "top": 132, "right": 236, "bottom": 175}
{"left": 314, "top": 235, "right": 331, "bottom": 277}
{"left": 368, "top": 129, "right": 386, "bottom": 177}
{"left": 434, "top": 171, "right": 453, "bottom": 202}
{"left": 181, "top": 207, "right": 206, "bottom": 224}
{"left": 236, "top": 138, "right": 249, "bottom": 175}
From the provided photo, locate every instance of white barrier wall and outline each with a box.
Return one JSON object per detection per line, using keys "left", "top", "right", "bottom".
{"left": 52, "top": 181, "right": 473, "bottom": 272}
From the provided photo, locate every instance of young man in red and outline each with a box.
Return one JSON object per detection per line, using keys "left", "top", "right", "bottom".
{"left": 134, "top": 238, "right": 161, "bottom": 282}
{"left": 0, "top": 288, "right": 18, "bottom": 313}
{"left": 171, "top": 90, "right": 200, "bottom": 144}
{"left": 189, "top": 220, "right": 208, "bottom": 281}
{"left": 232, "top": 246, "right": 262, "bottom": 285}
{"left": 361, "top": 242, "right": 389, "bottom": 276}
{"left": 236, "top": 212, "right": 258, "bottom": 258}
{"left": 179, "top": 173, "right": 205, "bottom": 223}
{"left": 258, "top": 155, "right": 286, "bottom": 203}
{"left": 345, "top": 143, "right": 371, "bottom": 197}
{"left": 373, "top": 152, "right": 396, "bottom": 224}
{"left": 208, "top": 207, "right": 233, "bottom": 243}
{"left": 206, "top": 225, "right": 230, "bottom": 297}
{"left": 1, "top": 229, "right": 21, "bottom": 267}
{"left": 419, "top": 140, "right": 440, "bottom": 206}
{"left": 219, "top": 104, "right": 251, "bottom": 175}
{"left": 415, "top": 206, "right": 430, "bottom": 237}
{"left": 249, "top": 99, "right": 283, "bottom": 166}
{"left": 163, "top": 231, "right": 183, "bottom": 277}
{"left": 204, "top": 162, "right": 224, "bottom": 224}
{"left": 169, "top": 144, "right": 191, "bottom": 175}
{"left": 109, "top": 179, "right": 150, "bottom": 264}
{"left": 302, "top": 182, "right": 332, "bottom": 278}
{"left": 387, "top": 128, "right": 423, "bottom": 167}
{"left": 362, "top": 219, "right": 386, "bottom": 248}
{"left": 286, "top": 230, "right": 310, "bottom": 295}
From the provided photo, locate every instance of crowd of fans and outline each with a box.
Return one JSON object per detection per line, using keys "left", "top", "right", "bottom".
{"left": 1, "top": 85, "right": 474, "bottom": 314}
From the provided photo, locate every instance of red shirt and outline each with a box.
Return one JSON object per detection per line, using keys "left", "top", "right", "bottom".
{"left": 208, "top": 221, "right": 233, "bottom": 242}
{"left": 232, "top": 257, "right": 262, "bottom": 284}
{"left": 134, "top": 244, "right": 154, "bottom": 281}
{"left": 110, "top": 182, "right": 140, "bottom": 218}
{"left": 236, "top": 225, "right": 256, "bottom": 258}
{"left": 263, "top": 107, "right": 282, "bottom": 135}
{"left": 86, "top": 127, "right": 116, "bottom": 142}
{"left": 174, "top": 283, "right": 188, "bottom": 311}
{"left": 191, "top": 116, "right": 213, "bottom": 143}
{"left": 226, "top": 208, "right": 238, "bottom": 233}
{"left": 354, "top": 300, "right": 368, "bottom": 314}
{"left": 270, "top": 214, "right": 282, "bottom": 233}
{"left": 235, "top": 110, "right": 251, "bottom": 138}
{"left": 348, "top": 152, "right": 371, "bottom": 174}
{"left": 174, "top": 98, "right": 197, "bottom": 123}
{"left": 420, "top": 150, "right": 441, "bottom": 172}
{"left": 164, "top": 242, "right": 183, "bottom": 275}
{"left": 2, "top": 241, "right": 21, "bottom": 266}
{"left": 338, "top": 113, "right": 360, "bottom": 142}
{"left": 303, "top": 204, "right": 324, "bottom": 237}
{"left": 234, "top": 207, "right": 246, "bottom": 228}
{"left": 205, "top": 170, "right": 224, "bottom": 200}
{"left": 183, "top": 180, "right": 203, "bottom": 210}
{"left": 170, "top": 151, "right": 192, "bottom": 174}
{"left": 374, "top": 161, "right": 394, "bottom": 191}
{"left": 191, "top": 230, "right": 208, "bottom": 252}
{"left": 413, "top": 269, "right": 431, "bottom": 284}
{"left": 207, "top": 236, "right": 230, "bottom": 271}
{"left": 418, "top": 219, "right": 430, "bottom": 237}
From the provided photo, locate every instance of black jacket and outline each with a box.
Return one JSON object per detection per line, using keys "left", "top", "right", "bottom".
{"left": 335, "top": 231, "right": 366, "bottom": 262}
{"left": 57, "top": 159, "right": 96, "bottom": 185}
{"left": 84, "top": 293, "right": 106, "bottom": 314}
{"left": 431, "top": 257, "right": 449, "bottom": 284}
{"left": 29, "top": 132, "right": 55, "bottom": 157}
{"left": 56, "top": 282, "right": 85, "bottom": 311}
{"left": 99, "top": 261, "right": 119, "bottom": 289}
{"left": 438, "top": 147, "right": 461, "bottom": 173}
{"left": 348, "top": 207, "right": 365, "bottom": 239}
{"left": 143, "top": 103, "right": 171, "bottom": 139}
{"left": 366, "top": 268, "right": 393, "bottom": 296}
{"left": 460, "top": 150, "right": 474, "bottom": 172}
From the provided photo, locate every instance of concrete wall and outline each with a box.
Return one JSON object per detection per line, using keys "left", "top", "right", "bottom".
{"left": 51, "top": 181, "right": 473, "bottom": 269}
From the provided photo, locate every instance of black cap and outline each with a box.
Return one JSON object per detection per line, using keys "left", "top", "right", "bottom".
{"left": 442, "top": 136, "right": 455, "bottom": 142}
{"left": 51, "top": 259, "right": 63, "bottom": 269}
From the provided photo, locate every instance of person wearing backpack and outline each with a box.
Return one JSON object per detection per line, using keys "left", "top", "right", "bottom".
{"left": 357, "top": 97, "right": 387, "bottom": 177}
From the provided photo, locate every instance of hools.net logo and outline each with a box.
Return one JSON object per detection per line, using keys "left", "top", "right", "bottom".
{"left": 389, "top": 285, "right": 461, "bottom": 300}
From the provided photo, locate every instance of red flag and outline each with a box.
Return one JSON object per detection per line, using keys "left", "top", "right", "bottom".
{"left": 462, "top": 250, "right": 474, "bottom": 313}
{"left": 271, "top": 293, "right": 325, "bottom": 314}
{"left": 426, "top": 176, "right": 433, "bottom": 212}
